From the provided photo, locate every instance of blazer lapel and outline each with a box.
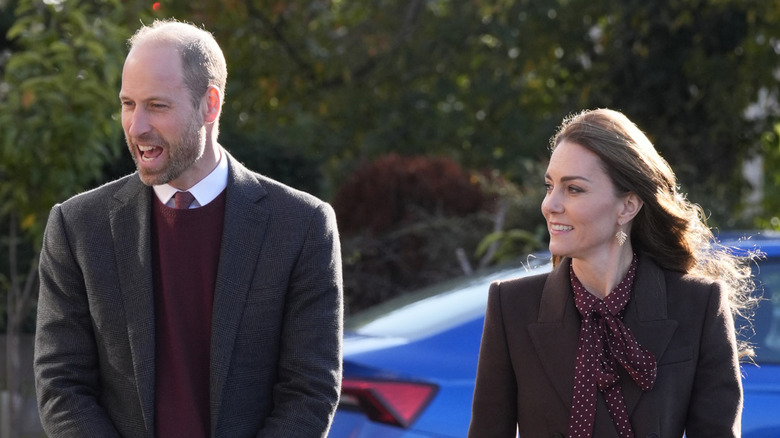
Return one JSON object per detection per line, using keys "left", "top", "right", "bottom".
{"left": 209, "top": 153, "right": 270, "bottom": 425}
{"left": 109, "top": 175, "right": 156, "bottom": 433}
{"left": 528, "top": 258, "right": 581, "bottom": 408}
{"left": 527, "top": 256, "right": 678, "bottom": 416}
{"left": 621, "top": 255, "right": 678, "bottom": 415}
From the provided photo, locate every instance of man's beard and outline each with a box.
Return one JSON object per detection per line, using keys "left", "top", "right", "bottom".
{"left": 126, "top": 116, "right": 205, "bottom": 186}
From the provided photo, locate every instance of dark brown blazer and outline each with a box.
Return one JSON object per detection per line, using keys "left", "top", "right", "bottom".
{"left": 469, "top": 255, "right": 742, "bottom": 438}
{"left": 35, "top": 151, "right": 343, "bottom": 438}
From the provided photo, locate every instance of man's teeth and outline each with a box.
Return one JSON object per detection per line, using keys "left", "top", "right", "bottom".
{"left": 551, "top": 224, "right": 573, "bottom": 231}
{"left": 138, "top": 145, "right": 160, "bottom": 162}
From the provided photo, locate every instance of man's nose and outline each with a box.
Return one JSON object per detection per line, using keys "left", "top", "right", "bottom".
{"left": 126, "top": 108, "right": 151, "bottom": 138}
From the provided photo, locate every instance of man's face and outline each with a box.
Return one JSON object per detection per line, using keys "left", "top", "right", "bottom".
{"left": 119, "top": 42, "right": 206, "bottom": 187}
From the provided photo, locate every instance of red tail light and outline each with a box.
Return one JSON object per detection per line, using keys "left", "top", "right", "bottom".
{"left": 339, "top": 377, "right": 438, "bottom": 428}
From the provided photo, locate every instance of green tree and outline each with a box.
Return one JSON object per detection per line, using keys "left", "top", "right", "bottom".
{"left": 139, "top": 0, "right": 780, "bottom": 228}
{"left": 0, "top": 0, "right": 127, "bottom": 434}
{"left": 756, "top": 123, "right": 780, "bottom": 230}
{"left": 562, "top": 0, "right": 780, "bottom": 227}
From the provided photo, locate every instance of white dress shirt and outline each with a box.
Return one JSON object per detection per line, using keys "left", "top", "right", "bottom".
{"left": 152, "top": 151, "right": 229, "bottom": 209}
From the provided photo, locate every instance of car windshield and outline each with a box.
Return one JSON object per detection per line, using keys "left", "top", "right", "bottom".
{"left": 346, "top": 256, "right": 551, "bottom": 339}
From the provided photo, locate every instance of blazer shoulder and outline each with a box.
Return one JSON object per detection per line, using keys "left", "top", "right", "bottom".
{"left": 494, "top": 269, "right": 549, "bottom": 289}
{"left": 662, "top": 268, "right": 721, "bottom": 297}
{"left": 657, "top": 267, "right": 730, "bottom": 324}
{"left": 490, "top": 269, "right": 551, "bottom": 302}
{"left": 55, "top": 173, "right": 143, "bottom": 217}
{"left": 227, "top": 153, "right": 329, "bottom": 212}
{"left": 257, "top": 173, "right": 328, "bottom": 210}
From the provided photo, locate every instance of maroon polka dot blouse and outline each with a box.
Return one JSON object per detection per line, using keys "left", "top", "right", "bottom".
{"left": 567, "top": 255, "right": 657, "bottom": 438}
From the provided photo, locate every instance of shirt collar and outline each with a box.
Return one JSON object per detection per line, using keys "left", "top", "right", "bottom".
{"left": 152, "top": 149, "right": 229, "bottom": 208}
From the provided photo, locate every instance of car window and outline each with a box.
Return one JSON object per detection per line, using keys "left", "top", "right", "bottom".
{"left": 748, "top": 257, "right": 780, "bottom": 364}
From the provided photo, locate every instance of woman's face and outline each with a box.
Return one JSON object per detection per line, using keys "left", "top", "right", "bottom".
{"left": 541, "top": 140, "right": 627, "bottom": 261}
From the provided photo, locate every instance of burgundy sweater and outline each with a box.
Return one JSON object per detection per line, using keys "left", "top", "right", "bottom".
{"left": 151, "top": 191, "right": 226, "bottom": 438}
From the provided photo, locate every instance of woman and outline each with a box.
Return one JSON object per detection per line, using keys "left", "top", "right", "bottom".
{"left": 469, "top": 108, "right": 756, "bottom": 438}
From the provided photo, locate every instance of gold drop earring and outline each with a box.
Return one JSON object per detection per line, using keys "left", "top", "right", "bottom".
{"left": 616, "top": 222, "right": 627, "bottom": 246}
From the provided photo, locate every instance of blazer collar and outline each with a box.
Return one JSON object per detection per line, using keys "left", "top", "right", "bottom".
{"left": 528, "top": 255, "right": 678, "bottom": 415}
{"left": 110, "top": 174, "right": 156, "bottom": 432}
{"left": 528, "top": 258, "right": 580, "bottom": 408}
{"left": 620, "top": 255, "right": 678, "bottom": 415}
{"left": 209, "top": 151, "right": 271, "bottom": 428}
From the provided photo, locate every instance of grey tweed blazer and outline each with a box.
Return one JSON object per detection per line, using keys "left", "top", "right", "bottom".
{"left": 35, "top": 150, "right": 343, "bottom": 438}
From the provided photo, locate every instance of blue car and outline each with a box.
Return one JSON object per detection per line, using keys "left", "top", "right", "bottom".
{"left": 328, "top": 231, "right": 780, "bottom": 437}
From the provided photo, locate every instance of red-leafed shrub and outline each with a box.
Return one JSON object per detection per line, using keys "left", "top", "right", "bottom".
{"left": 334, "top": 154, "right": 508, "bottom": 314}
{"left": 333, "top": 154, "right": 493, "bottom": 236}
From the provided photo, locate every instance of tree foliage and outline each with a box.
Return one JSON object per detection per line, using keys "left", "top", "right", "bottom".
{"left": 0, "top": 0, "right": 129, "bottom": 333}
{"left": 0, "top": 0, "right": 127, "bottom": 243}
{"left": 2, "top": 0, "right": 779, "bottom": 319}
{"left": 137, "top": 0, "right": 780, "bottom": 228}
{"left": 756, "top": 123, "right": 780, "bottom": 230}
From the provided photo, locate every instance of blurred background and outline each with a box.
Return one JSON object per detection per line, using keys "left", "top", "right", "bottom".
{"left": 1, "top": 0, "right": 779, "bottom": 436}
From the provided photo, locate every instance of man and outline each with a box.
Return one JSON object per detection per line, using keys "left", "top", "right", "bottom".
{"left": 34, "top": 19, "right": 343, "bottom": 438}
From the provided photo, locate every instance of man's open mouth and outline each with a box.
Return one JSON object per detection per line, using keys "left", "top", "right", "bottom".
{"left": 138, "top": 145, "right": 163, "bottom": 162}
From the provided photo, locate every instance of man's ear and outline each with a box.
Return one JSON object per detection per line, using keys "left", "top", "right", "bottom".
{"left": 619, "top": 192, "right": 643, "bottom": 224}
{"left": 202, "top": 86, "right": 221, "bottom": 124}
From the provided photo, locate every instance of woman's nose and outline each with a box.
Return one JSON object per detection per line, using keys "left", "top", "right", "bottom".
{"left": 541, "top": 189, "right": 563, "bottom": 215}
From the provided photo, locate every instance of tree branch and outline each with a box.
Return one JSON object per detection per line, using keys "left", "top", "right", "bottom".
{"left": 245, "top": 2, "right": 320, "bottom": 84}
{"left": 245, "top": 0, "right": 426, "bottom": 90}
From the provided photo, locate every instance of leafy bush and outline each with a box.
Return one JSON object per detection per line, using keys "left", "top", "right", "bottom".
{"left": 334, "top": 154, "right": 547, "bottom": 314}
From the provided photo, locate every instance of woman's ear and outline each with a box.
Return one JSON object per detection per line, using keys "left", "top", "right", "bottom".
{"left": 619, "top": 192, "right": 643, "bottom": 223}
{"left": 202, "top": 86, "right": 221, "bottom": 124}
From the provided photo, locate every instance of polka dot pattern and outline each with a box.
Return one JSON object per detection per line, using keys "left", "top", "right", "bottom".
{"left": 566, "top": 255, "right": 657, "bottom": 438}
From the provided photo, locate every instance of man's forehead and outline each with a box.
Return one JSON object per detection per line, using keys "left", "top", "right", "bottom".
{"left": 121, "top": 43, "right": 187, "bottom": 95}
{"left": 124, "top": 40, "right": 181, "bottom": 68}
